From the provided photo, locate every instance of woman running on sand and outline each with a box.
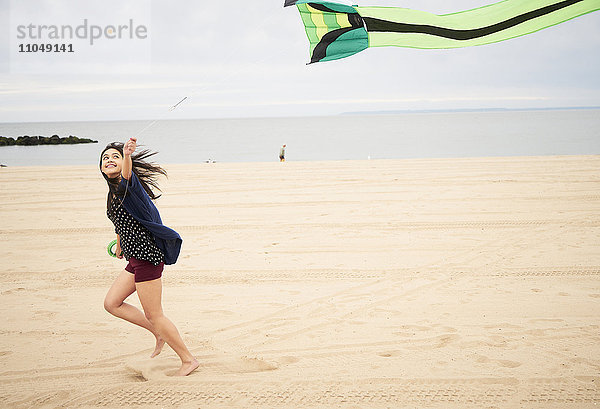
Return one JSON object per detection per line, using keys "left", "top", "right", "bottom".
{"left": 100, "top": 137, "right": 199, "bottom": 376}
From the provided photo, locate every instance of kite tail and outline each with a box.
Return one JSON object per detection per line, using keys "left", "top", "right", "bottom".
{"left": 358, "top": 0, "right": 600, "bottom": 49}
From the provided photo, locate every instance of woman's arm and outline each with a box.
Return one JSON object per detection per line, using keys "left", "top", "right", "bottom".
{"left": 121, "top": 137, "right": 136, "bottom": 180}
{"left": 116, "top": 234, "right": 123, "bottom": 259}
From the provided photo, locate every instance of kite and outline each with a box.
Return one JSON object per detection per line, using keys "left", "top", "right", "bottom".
{"left": 284, "top": 0, "right": 600, "bottom": 63}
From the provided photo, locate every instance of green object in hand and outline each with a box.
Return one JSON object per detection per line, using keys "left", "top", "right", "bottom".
{"left": 107, "top": 239, "right": 118, "bottom": 258}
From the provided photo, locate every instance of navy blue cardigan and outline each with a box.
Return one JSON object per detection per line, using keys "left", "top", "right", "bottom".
{"left": 119, "top": 172, "right": 182, "bottom": 265}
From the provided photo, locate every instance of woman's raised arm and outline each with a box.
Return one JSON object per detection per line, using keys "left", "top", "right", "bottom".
{"left": 122, "top": 138, "right": 136, "bottom": 180}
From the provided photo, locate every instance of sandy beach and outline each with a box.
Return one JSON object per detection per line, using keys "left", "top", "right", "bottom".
{"left": 0, "top": 155, "right": 599, "bottom": 408}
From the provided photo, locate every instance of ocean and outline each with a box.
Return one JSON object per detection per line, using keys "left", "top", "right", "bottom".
{"left": 0, "top": 109, "right": 599, "bottom": 166}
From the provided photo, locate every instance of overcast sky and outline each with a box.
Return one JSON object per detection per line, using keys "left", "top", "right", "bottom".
{"left": 1, "top": 0, "right": 599, "bottom": 123}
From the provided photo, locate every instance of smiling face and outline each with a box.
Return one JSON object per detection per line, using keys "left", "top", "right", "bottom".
{"left": 101, "top": 148, "right": 123, "bottom": 178}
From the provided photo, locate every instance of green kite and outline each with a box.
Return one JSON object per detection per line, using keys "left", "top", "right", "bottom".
{"left": 284, "top": 0, "right": 600, "bottom": 63}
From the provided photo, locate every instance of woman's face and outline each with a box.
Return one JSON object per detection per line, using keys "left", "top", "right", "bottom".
{"left": 101, "top": 148, "right": 123, "bottom": 178}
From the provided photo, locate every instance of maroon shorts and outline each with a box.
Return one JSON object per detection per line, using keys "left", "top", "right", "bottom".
{"left": 125, "top": 257, "right": 164, "bottom": 283}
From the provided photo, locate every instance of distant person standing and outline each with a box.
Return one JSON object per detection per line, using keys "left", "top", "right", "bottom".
{"left": 279, "top": 144, "right": 286, "bottom": 162}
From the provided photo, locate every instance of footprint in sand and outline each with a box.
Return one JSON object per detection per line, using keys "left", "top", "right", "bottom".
{"left": 276, "top": 356, "right": 300, "bottom": 365}
{"left": 1, "top": 287, "right": 26, "bottom": 295}
{"left": 126, "top": 360, "right": 174, "bottom": 380}
{"left": 474, "top": 354, "right": 521, "bottom": 368}
{"left": 234, "top": 356, "right": 278, "bottom": 372}
{"left": 33, "top": 310, "right": 57, "bottom": 319}
{"left": 378, "top": 349, "right": 410, "bottom": 358}
{"left": 496, "top": 359, "right": 522, "bottom": 368}
{"left": 434, "top": 334, "right": 460, "bottom": 348}
{"left": 127, "top": 354, "right": 279, "bottom": 381}
{"left": 474, "top": 354, "right": 491, "bottom": 363}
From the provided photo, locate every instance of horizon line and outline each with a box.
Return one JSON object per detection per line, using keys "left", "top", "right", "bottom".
{"left": 0, "top": 105, "right": 599, "bottom": 125}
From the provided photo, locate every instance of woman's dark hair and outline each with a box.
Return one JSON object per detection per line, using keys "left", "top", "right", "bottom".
{"left": 100, "top": 142, "right": 167, "bottom": 208}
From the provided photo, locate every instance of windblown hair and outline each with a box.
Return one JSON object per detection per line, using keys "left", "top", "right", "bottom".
{"left": 99, "top": 142, "right": 167, "bottom": 209}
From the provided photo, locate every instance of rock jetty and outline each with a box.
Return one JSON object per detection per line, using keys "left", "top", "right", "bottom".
{"left": 0, "top": 135, "right": 98, "bottom": 146}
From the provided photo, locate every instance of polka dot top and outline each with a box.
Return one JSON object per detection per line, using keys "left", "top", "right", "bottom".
{"left": 107, "top": 196, "right": 164, "bottom": 265}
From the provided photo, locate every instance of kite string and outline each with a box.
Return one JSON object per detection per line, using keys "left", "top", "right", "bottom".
{"left": 132, "top": 119, "right": 160, "bottom": 139}
{"left": 128, "top": 7, "right": 295, "bottom": 140}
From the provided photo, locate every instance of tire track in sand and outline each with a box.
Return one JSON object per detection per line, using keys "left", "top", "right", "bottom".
{"left": 48, "top": 377, "right": 600, "bottom": 408}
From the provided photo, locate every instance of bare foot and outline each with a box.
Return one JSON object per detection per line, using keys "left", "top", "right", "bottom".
{"left": 175, "top": 358, "right": 200, "bottom": 376}
{"left": 150, "top": 337, "right": 165, "bottom": 358}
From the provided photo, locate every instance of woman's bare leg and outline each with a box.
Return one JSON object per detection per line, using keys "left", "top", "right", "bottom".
{"left": 135, "top": 277, "right": 199, "bottom": 376}
{"left": 104, "top": 270, "right": 165, "bottom": 358}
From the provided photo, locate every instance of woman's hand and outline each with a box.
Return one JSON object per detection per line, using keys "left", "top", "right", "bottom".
{"left": 124, "top": 137, "right": 137, "bottom": 156}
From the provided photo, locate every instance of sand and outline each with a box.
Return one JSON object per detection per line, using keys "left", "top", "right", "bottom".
{"left": 0, "top": 155, "right": 599, "bottom": 408}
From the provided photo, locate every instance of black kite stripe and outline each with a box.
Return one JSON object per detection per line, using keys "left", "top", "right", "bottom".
{"left": 311, "top": 26, "right": 361, "bottom": 63}
{"left": 362, "top": 0, "right": 584, "bottom": 40}
{"left": 307, "top": 2, "right": 364, "bottom": 27}
{"left": 307, "top": 3, "right": 340, "bottom": 13}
